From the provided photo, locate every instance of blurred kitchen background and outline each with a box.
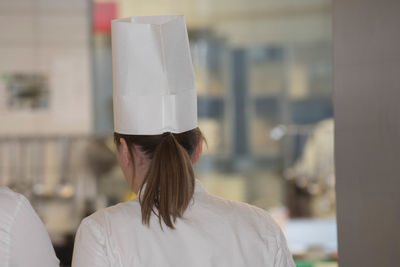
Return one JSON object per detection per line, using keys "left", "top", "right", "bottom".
{"left": 0, "top": 0, "right": 335, "bottom": 266}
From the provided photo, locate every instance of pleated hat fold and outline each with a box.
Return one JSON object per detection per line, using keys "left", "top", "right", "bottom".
{"left": 111, "top": 15, "right": 197, "bottom": 134}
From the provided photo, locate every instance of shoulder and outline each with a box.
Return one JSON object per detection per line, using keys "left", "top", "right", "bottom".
{"left": 0, "top": 187, "right": 31, "bottom": 222}
{"left": 0, "top": 188, "right": 49, "bottom": 234}
{"left": 231, "top": 198, "right": 282, "bottom": 235}
{"left": 75, "top": 199, "right": 142, "bottom": 253}
{"left": 201, "top": 192, "right": 280, "bottom": 227}
{"left": 0, "top": 188, "right": 60, "bottom": 266}
{"left": 197, "top": 192, "right": 284, "bottom": 242}
{"left": 0, "top": 187, "right": 24, "bottom": 206}
{"left": 0, "top": 188, "right": 24, "bottom": 244}
{"left": 79, "top": 199, "right": 142, "bottom": 232}
{"left": 217, "top": 198, "right": 293, "bottom": 262}
{"left": 206, "top": 195, "right": 293, "bottom": 260}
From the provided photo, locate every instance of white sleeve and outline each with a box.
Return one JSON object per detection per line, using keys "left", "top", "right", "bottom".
{"left": 9, "top": 195, "right": 60, "bottom": 267}
{"left": 274, "top": 229, "right": 296, "bottom": 267}
{"left": 72, "top": 217, "right": 110, "bottom": 267}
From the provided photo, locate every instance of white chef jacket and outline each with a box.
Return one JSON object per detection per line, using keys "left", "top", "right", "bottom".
{"left": 0, "top": 187, "right": 60, "bottom": 267}
{"left": 72, "top": 179, "right": 295, "bottom": 267}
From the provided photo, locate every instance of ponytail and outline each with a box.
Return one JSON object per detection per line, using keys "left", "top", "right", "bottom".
{"left": 114, "top": 128, "right": 204, "bottom": 229}
{"left": 140, "top": 132, "right": 195, "bottom": 229}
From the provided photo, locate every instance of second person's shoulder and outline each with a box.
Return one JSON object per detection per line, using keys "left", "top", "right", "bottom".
{"left": 0, "top": 187, "right": 32, "bottom": 221}
{"left": 0, "top": 187, "right": 24, "bottom": 206}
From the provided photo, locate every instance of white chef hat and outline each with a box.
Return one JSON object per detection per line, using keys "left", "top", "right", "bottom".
{"left": 111, "top": 15, "right": 198, "bottom": 135}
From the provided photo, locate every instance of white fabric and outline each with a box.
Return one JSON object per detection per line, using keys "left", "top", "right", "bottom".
{"left": 72, "top": 179, "right": 295, "bottom": 267}
{"left": 0, "top": 187, "right": 59, "bottom": 267}
{"left": 112, "top": 15, "right": 198, "bottom": 135}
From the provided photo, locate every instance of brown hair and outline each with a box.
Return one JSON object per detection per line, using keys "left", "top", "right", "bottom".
{"left": 114, "top": 127, "right": 204, "bottom": 229}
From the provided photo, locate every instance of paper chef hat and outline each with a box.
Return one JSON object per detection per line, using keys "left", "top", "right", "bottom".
{"left": 111, "top": 15, "right": 198, "bottom": 135}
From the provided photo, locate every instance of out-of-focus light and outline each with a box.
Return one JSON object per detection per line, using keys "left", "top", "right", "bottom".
{"left": 57, "top": 184, "right": 75, "bottom": 199}
{"left": 93, "top": 2, "right": 118, "bottom": 34}
{"left": 33, "top": 184, "right": 46, "bottom": 196}
{"left": 270, "top": 125, "right": 287, "bottom": 140}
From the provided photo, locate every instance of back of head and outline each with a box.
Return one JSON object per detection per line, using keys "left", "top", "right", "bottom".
{"left": 114, "top": 128, "right": 204, "bottom": 229}
{"left": 112, "top": 15, "right": 201, "bottom": 229}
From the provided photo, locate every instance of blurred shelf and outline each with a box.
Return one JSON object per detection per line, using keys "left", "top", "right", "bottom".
{"left": 290, "top": 97, "right": 332, "bottom": 124}
{"left": 253, "top": 96, "right": 280, "bottom": 120}
{"left": 251, "top": 96, "right": 332, "bottom": 123}
{"left": 196, "top": 153, "right": 282, "bottom": 172}
{"left": 197, "top": 95, "right": 224, "bottom": 119}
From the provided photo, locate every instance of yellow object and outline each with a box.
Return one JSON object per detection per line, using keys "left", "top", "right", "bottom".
{"left": 122, "top": 191, "right": 137, "bottom": 202}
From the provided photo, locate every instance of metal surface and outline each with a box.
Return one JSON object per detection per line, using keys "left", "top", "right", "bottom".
{"left": 334, "top": 0, "right": 400, "bottom": 265}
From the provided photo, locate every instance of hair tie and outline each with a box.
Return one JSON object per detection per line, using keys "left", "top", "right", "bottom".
{"left": 162, "top": 132, "right": 173, "bottom": 138}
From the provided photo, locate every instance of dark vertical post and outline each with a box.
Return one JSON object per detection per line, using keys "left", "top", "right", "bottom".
{"left": 92, "top": 35, "right": 114, "bottom": 135}
{"left": 232, "top": 49, "right": 249, "bottom": 158}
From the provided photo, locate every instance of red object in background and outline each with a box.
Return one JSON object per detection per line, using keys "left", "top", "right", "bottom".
{"left": 93, "top": 2, "right": 117, "bottom": 34}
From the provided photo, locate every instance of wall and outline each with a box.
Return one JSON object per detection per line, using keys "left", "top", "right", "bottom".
{"left": 0, "top": 0, "right": 92, "bottom": 136}
{"left": 118, "top": 0, "right": 331, "bottom": 48}
{"left": 334, "top": 0, "right": 400, "bottom": 266}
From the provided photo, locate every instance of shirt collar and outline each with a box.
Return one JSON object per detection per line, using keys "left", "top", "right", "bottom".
{"left": 138, "top": 178, "right": 206, "bottom": 196}
{"left": 194, "top": 178, "right": 206, "bottom": 193}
